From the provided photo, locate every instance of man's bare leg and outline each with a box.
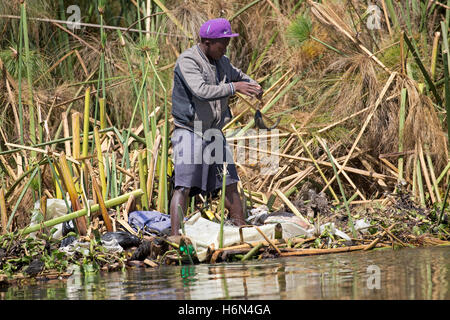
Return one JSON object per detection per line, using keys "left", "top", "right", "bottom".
{"left": 170, "top": 187, "right": 190, "bottom": 236}
{"left": 225, "top": 182, "right": 246, "bottom": 226}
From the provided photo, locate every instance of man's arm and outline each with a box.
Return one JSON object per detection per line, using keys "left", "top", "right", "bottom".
{"left": 226, "top": 57, "right": 263, "bottom": 99}
{"left": 177, "top": 57, "right": 233, "bottom": 101}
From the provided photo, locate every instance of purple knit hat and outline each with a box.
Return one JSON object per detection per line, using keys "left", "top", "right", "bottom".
{"left": 199, "top": 18, "right": 239, "bottom": 39}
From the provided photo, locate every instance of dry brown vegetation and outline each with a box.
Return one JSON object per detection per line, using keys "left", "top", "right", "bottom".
{"left": 0, "top": 0, "right": 449, "bottom": 263}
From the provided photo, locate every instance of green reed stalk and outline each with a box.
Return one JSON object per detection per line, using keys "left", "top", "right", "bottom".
{"left": 148, "top": 53, "right": 168, "bottom": 213}
{"left": 411, "top": 0, "right": 419, "bottom": 16}
{"left": 247, "top": 34, "right": 262, "bottom": 75}
{"left": 94, "top": 127, "right": 107, "bottom": 200}
{"left": 58, "top": 0, "right": 74, "bottom": 80}
{"left": 426, "top": 150, "right": 441, "bottom": 203}
{"left": 412, "top": 153, "right": 417, "bottom": 197}
{"left": 137, "top": 0, "right": 143, "bottom": 44}
{"left": 72, "top": 112, "right": 81, "bottom": 192}
{"left": 321, "top": 138, "right": 356, "bottom": 238}
{"left": 104, "top": 152, "right": 111, "bottom": 202}
{"left": 241, "top": 243, "right": 263, "bottom": 262}
{"left": 138, "top": 150, "right": 149, "bottom": 210}
{"left": 99, "top": 97, "right": 106, "bottom": 130}
{"left": 116, "top": 29, "right": 140, "bottom": 192}
{"left": 19, "top": 189, "right": 144, "bottom": 236}
{"left": 117, "top": 31, "right": 139, "bottom": 97}
{"left": 404, "top": 0, "right": 412, "bottom": 36}
{"left": 137, "top": 0, "right": 149, "bottom": 134}
{"left": 4, "top": 157, "right": 46, "bottom": 199}
{"left": 384, "top": 0, "right": 399, "bottom": 31}
{"left": 417, "top": 159, "right": 426, "bottom": 206}
{"left": 250, "top": 31, "right": 279, "bottom": 75}
{"left": 121, "top": 62, "right": 151, "bottom": 170}
{"left": 431, "top": 32, "right": 440, "bottom": 81}
{"left": 21, "top": 2, "right": 36, "bottom": 151}
{"left": 157, "top": 97, "right": 168, "bottom": 213}
{"left": 298, "top": 133, "right": 339, "bottom": 202}
{"left": 151, "top": 73, "right": 157, "bottom": 140}
{"left": 99, "top": 3, "right": 106, "bottom": 101}
{"left": 442, "top": 22, "right": 450, "bottom": 121}
{"left": 17, "top": 7, "right": 24, "bottom": 145}
{"left": 81, "top": 88, "right": 91, "bottom": 196}
{"left": 147, "top": 0, "right": 153, "bottom": 36}
{"left": 142, "top": 88, "right": 153, "bottom": 163}
{"left": 310, "top": 36, "right": 347, "bottom": 57}
{"left": 446, "top": 0, "right": 450, "bottom": 31}
{"left": 439, "top": 182, "right": 450, "bottom": 224}
{"left": 111, "top": 152, "right": 120, "bottom": 216}
{"left": 82, "top": 88, "right": 91, "bottom": 158}
{"left": 46, "top": 156, "right": 71, "bottom": 211}
{"left": 418, "top": 0, "right": 428, "bottom": 32}
{"left": 230, "top": 0, "right": 264, "bottom": 21}
{"left": 435, "top": 163, "right": 450, "bottom": 190}
{"left": 7, "top": 166, "right": 39, "bottom": 230}
{"left": 403, "top": 33, "right": 442, "bottom": 106}
{"left": 163, "top": 94, "right": 169, "bottom": 213}
{"left": 53, "top": 71, "right": 96, "bottom": 146}
{"left": 439, "top": 27, "right": 450, "bottom": 224}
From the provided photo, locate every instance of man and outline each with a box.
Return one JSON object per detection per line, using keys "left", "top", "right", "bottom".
{"left": 170, "top": 18, "right": 263, "bottom": 236}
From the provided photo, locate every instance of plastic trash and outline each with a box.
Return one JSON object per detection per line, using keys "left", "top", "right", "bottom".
{"left": 249, "top": 205, "right": 269, "bottom": 216}
{"left": 354, "top": 218, "right": 372, "bottom": 234}
{"left": 128, "top": 211, "right": 171, "bottom": 235}
{"left": 29, "top": 199, "right": 72, "bottom": 239}
{"left": 184, "top": 212, "right": 310, "bottom": 262}
{"left": 246, "top": 205, "right": 269, "bottom": 225}
{"left": 101, "top": 231, "right": 141, "bottom": 250}
{"left": 100, "top": 238, "right": 123, "bottom": 254}
{"left": 59, "top": 237, "right": 125, "bottom": 256}
{"left": 264, "top": 211, "right": 311, "bottom": 229}
{"left": 60, "top": 236, "right": 77, "bottom": 248}
{"left": 62, "top": 220, "right": 76, "bottom": 237}
{"left": 59, "top": 240, "right": 90, "bottom": 256}
{"left": 307, "top": 222, "right": 351, "bottom": 241}
{"left": 29, "top": 198, "right": 94, "bottom": 239}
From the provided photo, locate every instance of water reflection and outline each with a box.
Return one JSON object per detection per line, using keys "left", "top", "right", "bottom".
{"left": 0, "top": 246, "right": 448, "bottom": 300}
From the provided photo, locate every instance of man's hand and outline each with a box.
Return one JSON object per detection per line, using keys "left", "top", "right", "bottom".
{"left": 233, "top": 82, "right": 263, "bottom": 99}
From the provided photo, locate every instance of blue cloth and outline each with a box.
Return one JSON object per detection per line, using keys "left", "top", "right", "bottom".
{"left": 128, "top": 211, "right": 172, "bottom": 235}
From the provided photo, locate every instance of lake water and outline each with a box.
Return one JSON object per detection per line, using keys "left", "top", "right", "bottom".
{"left": 1, "top": 246, "right": 449, "bottom": 300}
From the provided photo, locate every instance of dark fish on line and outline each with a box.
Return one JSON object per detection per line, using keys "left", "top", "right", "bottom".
{"left": 254, "top": 110, "right": 280, "bottom": 130}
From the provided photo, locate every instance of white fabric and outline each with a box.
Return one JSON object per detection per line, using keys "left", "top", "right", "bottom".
{"left": 184, "top": 212, "right": 310, "bottom": 262}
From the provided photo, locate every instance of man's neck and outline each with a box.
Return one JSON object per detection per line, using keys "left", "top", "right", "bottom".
{"left": 198, "top": 43, "right": 214, "bottom": 63}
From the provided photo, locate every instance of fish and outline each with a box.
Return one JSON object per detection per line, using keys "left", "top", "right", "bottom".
{"left": 254, "top": 109, "right": 280, "bottom": 130}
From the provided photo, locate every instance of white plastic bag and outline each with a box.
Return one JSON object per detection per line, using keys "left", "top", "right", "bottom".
{"left": 29, "top": 199, "right": 71, "bottom": 239}
{"left": 354, "top": 218, "right": 372, "bottom": 234}
{"left": 184, "top": 212, "right": 311, "bottom": 262}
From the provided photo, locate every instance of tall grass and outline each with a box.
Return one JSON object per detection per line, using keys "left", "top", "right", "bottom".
{"left": 1, "top": 0, "right": 450, "bottom": 235}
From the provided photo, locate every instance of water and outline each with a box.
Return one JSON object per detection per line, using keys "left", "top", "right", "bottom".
{"left": 1, "top": 246, "right": 449, "bottom": 300}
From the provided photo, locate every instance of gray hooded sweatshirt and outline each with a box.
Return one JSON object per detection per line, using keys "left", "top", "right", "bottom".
{"left": 171, "top": 44, "right": 256, "bottom": 134}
